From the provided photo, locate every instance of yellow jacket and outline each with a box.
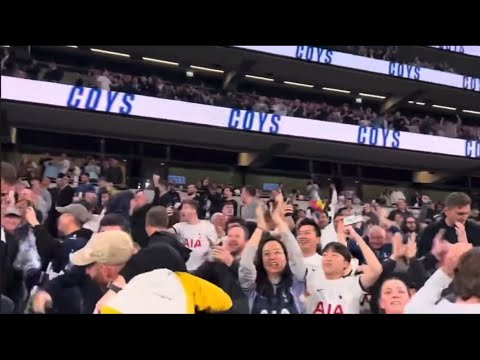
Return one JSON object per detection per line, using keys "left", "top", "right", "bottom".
{"left": 100, "top": 269, "right": 232, "bottom": 314}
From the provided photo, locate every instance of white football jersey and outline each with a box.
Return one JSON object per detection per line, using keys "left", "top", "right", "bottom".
{"left": 173, "top": 221, "right": 218, "bottom": 271}
{"left": 303, "top": 253, "right": 323, "bottom": 267}
{"left": 303, "top": 254, "right": 359, "bottom": 280}
{"left": 304, "top": 266, "right": 367, "bottom": 314}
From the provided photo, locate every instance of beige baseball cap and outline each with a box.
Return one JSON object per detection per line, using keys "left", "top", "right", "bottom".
{"left": 70, "top": 230, "right": 135, "bottom": 266}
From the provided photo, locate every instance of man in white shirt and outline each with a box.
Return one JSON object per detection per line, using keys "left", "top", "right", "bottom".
{"left": 304, "top": 226, "right": 382, "bottom": 314}
{"left": 405, "top": 243, "right": 480, "bottom": 314}
{"left": 297, "top": 218, "right": 323, "bottom": 268}
{"left": 309, "top": 184, "right": 339, "bottom": 248}
{"left": 298, "top": 218, "right": 359, "bottom": 277}
{"left": 96, "top": 70, "right": 112, "bottom": 90}
{"left": 171, "top": 199, "right": 218, "bottom": 271}
{"left": 58, "top": 153, "right": 70, "bottom": 176}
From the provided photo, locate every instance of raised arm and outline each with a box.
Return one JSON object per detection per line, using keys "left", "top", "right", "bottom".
{"left": 272, "top": 194, "right": 306, "bottom": 282}
{"left": 329, "top": 184, "right": 338, "bottom": 215}
{"left": 375, "top": 205, "right": 396, "bottom": 229}
{"left": 238, "top": 205, "right": 266, "bottom": 293}
{"left": 151, "top": 174, "right": 161, "bottom": 205}
{"left": 239, "top": 228, "right": 261, "bottom": 293}
{"left": 346, "top": 226, "right": 382, "bottom": 289}
{"left": 26, "top": 207, "right": 61, "bottom": 266}
{"left": 405, "top": 242, "right": 472, "bottom": 314}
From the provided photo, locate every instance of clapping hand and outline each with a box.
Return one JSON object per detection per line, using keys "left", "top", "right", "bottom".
{"left": 405, "top": 233, "right": 417, "bottom": 259}
{"left": 431, "top": 229, "right": 452, "bottom": 262}
{"left": 211, "top": 245, "right": 234, "bottom": 267}
{"left": 390, "top": 232, "right": 405, "bottom": 261}
{"left": 455, "top": 222, "right": 468, "bottom": 244}
{"left": 25, "top": 207, "right": 39, "bottom": 227}
{"left": 256, "top": 203, "right": 267, "bottom": 230}
{"left": 441, "top": 242, "right": 473, "bottom": 277}
{"left": 271, "top": 194, "right": 286, "bottom": 227}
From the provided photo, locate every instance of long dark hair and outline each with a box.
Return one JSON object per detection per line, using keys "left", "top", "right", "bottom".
{"left": 400, "top": 215, "right": 419, "bottom": 234}
{"left": 254, "top": 233, "right": 293, "bottom": 298}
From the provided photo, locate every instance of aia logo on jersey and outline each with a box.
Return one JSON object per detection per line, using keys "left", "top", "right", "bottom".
{"left": 313, "top": 301, "right": 344, "bottom": 314}
{"left": 184, "top": 234, "right": 203, "bottom": 249}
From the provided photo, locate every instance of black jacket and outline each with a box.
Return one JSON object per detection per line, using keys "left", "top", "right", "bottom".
{"left": 417, "top": 218, "right": 480, "bottom": 272}
{"left": 158, "top": 190, "right": 181, "bottom": 208}
{"left": 194, "top": 260, "right": 249, "bottom": 314}
{"left": 41, "top": 266, "right": 104, "bottom": 314}
{"left": 130, "top": 188, "right": 160, "bottom": 248}
{"left": 119, "top": 231, "right": 190, "bottom": 282}
{"left": 56, "top": 185, "right": 74, "bottom": 207}
{"left": 0, "top": 229, "right": 21, "bottom": 298}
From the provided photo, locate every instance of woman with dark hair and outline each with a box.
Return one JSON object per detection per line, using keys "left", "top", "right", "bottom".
{"left": 239, "top": 197, "right": 306, "bottom": 314}
{"left": 368, "top": 232, "right": 427, "bottom": 314}
{"left": 378, "top": 276, "right": 411, "bottom": 314}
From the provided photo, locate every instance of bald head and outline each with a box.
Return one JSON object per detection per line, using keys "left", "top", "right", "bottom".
{"left": 211, "top": 212, "right": 226, "bottom": 229}
{"left": 368, "top": 225, "right": 386, "bottom": 250}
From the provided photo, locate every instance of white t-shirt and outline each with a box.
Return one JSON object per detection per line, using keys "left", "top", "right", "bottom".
{"left": 97, "top": 75, "right": 112, "bottom": 90}
{"left": 59, "top": 159, "right": 70, "bottom": 175}
{"left": 320, "top": 223, "right": 338, "bottom": 249}
{"left": 304, "top": 253, "right": 323, "bottom": 267}
{"left": 304, "top": 267, "right": 367, "bottom": 314}
{"left": 173, "top": 221, "right": 218, "bottom": 271}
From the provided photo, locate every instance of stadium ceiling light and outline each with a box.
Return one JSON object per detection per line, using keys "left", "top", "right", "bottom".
{"left": 415, "top": 102, "right": 425, "bottom": 106}
{"left": 1, "top": 45, "right": 10, "bottom": 47}
{"left": 462, "top": 109, "right": 480, "bottom": 115}
{"left": 142, "top": 57, "right": 179, "bottom": 66}
{"left": 190, "top": 65, "right": 224, "bottom": 73}
{"left": 284, "top": 81, "right": 314, "bottom": 88}
{"left": 408, "top": 101, "right": 414, "bottom": 104}
{"left": 322, "top": 87, "right": 351, "bottom": 94}
{"left": 90, "top": 48, "right": 130, "bottom": 57}
{"left": 358, "top": 92, "right": 386, "bottom": 99}
{"left": 65, "top": 46, "right": 78, "bottom": 48}
{"left": 432, "top": 104, "right": 457, "bottom": 110}
{"left": 245, "top": 74, "right": 274, "bottom": 82}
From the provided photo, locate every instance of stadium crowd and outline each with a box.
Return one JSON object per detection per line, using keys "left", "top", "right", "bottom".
{"left": 2, "top": 47, "right": 479, "bottom": 141}
{"left": 344, "top": 46, "right": 457, "bottom": 73}
{"left": 2, "top": 156, "right": 480, "bottom": 314}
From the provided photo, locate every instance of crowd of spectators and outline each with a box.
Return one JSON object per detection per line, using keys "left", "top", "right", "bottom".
{"left": 2, "top": 157, "right": 480, "bottom": 314}
{"left": 1, "top": 47, "right": 479, "bottom": 141}
{"left": 345, "top": 46, "right": 457, "bottom": 74}
{"left": 15, "top": 153, "right": 125, "bottom": 187}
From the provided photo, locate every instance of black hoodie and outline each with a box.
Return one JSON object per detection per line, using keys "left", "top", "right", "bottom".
{"left": 39, "top": 266, "right": 104, "bottom": 314}
{"left": 119, "top": 231, "right": 191, "bottom": 282}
